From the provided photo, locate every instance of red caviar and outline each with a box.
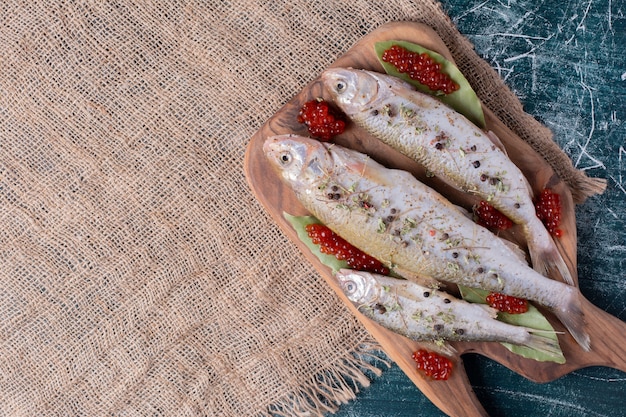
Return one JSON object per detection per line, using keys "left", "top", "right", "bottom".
{"left": 535, "top": 189, "right": 563, "bottom": 237}
{"left": 305, "top": 223, "right": 389, "bottom": 275}
{"left": 297, "top": 99, "right": 346, "bottom": 141}
{"left": 486, "top": 292, "right": 529, "bottom": 314}
{"left": 412, "top": 349, "right": 453, "bottom": 380}
{"left": 381, "top": 45, "right": 460, "bottom": 95}
{"left": 473, "top": 200, "right": 513, "bottom": 230}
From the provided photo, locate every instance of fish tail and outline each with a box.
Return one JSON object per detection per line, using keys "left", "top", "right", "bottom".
{"left": 526, "top": 225, "right": 575, "bottom": 286}
{"left": 552, "top": 288, "right": 590, "bottom": 351}
{"left": 522, "top": 332, "right": 565, "bottom": 363}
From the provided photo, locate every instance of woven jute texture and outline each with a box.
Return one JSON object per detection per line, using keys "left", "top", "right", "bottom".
{"left": 0, "top": 1, "right": 605, "bottom": 416}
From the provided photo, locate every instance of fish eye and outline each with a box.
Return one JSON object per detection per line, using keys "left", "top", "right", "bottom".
{"left": 344, "top": 280, "right": 356, "bottom": 293}
{"left": 336, "top": 81, "right": 346, "bottom": 93}
{"left": 279, "top": 151, "right": 292, "bottom": 165}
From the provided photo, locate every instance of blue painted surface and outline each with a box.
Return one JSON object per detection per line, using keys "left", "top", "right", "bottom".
{"left": 333, "top": 0, "right": 626, "bottom": 415}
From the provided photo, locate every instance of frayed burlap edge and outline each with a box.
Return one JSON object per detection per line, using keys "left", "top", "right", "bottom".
{"left": 263, "top": 342, "right": 389, "bottom": 417}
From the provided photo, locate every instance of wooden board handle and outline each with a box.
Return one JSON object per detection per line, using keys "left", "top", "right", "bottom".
{"left": 558, "top": 297, "right": 626, "bottom": 375}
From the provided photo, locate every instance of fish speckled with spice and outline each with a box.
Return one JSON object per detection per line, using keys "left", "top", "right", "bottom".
{"left": 321, "top": 68, "right": 573, "bottom": 286}
{"left": 263, "top": 134, "right": 589, "bottom": 350}
{"left": 335, "top": 269, "right": 562, "bottom": 360}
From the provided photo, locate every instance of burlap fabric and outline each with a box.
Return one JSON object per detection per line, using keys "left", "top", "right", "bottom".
{"left": 0, "top": 1, "right": 605, "bottom": 416}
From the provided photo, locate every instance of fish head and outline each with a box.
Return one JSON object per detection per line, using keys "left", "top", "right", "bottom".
{"left": 321, "top": 68, "right": 380, "bottom": 114}
{"left": 336, "top": 269, "right": 379, "bottom": 304}
{"left": 263, "top": 134, "right": 330, "bottom": 188}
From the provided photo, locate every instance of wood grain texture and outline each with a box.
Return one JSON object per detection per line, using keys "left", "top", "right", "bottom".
{"left": 243, "top": 22, "right": 626, "bottom": 417}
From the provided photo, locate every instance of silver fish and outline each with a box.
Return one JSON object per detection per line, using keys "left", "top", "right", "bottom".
{"left": 263, "top": 134, "right": 589, "bottom": 350}
{"left": 336, "top": 269, "right": 561, "bottom": 359}
{"left": 321, "top": 68, "right": 573, "bottom": 286}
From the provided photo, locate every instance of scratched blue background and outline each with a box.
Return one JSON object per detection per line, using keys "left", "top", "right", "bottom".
{"left": 333, "top": 0, "right": 626, "bottom": 416}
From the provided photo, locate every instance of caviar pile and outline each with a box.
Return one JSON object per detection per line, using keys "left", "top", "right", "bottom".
{"left": 412, "top": 349, "right": 453, "bottom": 380}
{"left": 535, "top": 188, "right": 563, "bottom": 237}
{"left": 486, "top": 292, "right": 529, "bottom": 314}
{"left": 381, "top": 45, "right": 460, "bottom": 95}
{"left": 305, "top": 223, "right": 389, "bottom": 275}
{"left": 297, "top": 99, "right": 346, "bottom": 141}
{"left": 473, "top": 200, "right": 513, "bottom": 230}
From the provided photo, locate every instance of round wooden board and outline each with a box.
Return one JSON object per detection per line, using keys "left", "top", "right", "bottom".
{"left": 244, "top": 21, "right": 626, "bottom": 417}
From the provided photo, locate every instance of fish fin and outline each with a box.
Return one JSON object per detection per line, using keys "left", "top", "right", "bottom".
{"left": 478, "top": 304, "right": 499, "bottom": 319}
{"left": 552, "top": 288, "right": 590, "bottom": 351}
{"left": 526, "top": 225, "right": 575, "bottom": 285}
{"left": 393, "top": 266, "right": 441, "bottom": 289}
{"left": 522, "top": 332, "right": 565, "bottom": 362}
{"left": 485, "top": 130, "right": 508, "bottom": 155}
{"left": 498, "top": 237, "right": 529, "bottom": 265}
{"left": 343, "top": 155, "right": 416, "bottom": 190}
{"left": 392, "top": 283, "right": 428, "bottom": 302}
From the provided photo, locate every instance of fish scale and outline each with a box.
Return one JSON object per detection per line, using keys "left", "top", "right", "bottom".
{"left": 263, "top": 134, "right": 589, "bottom": 351}
{"left": 321, "top": 68, "right": 574, "bottom": 287}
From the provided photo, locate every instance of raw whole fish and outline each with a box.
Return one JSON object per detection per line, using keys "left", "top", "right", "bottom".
{"left": 263, "top": 134, "right": 589, "bottom": 350}
{"left": 335, "top": 269, "right": 561, "bottom": 360}
{"left": 321, "top": 68, "right": 573, "bottom": 286}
